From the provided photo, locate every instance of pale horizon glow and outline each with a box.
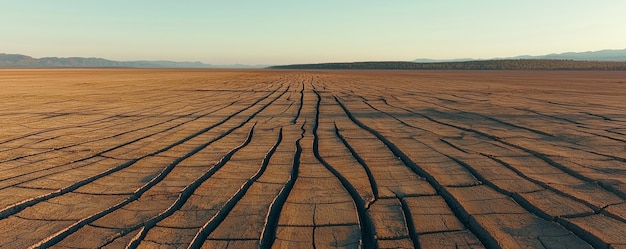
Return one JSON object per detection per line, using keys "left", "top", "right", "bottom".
{"left": 1, "top": 1, "right": 625, "bottom": 65}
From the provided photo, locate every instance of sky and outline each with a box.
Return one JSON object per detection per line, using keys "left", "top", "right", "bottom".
{"left": 1, "top": 1, "right": 625, "bottom": 65}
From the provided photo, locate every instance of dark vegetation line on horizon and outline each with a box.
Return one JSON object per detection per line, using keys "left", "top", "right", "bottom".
{"left": 268, "top": 59, "right": 626, "bottom": 71}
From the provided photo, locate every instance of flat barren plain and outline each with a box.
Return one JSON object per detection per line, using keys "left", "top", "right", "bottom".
{"left": 1, "top": 69, "right": 625, "bottom": 249}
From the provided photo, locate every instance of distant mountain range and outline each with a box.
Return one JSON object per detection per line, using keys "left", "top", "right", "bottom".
{"left": 0, "top": 53, "right": 267, "bottom": 68}
{"left": 271, "top": 49, "right": 626, "bottom": 70}
{"left": 413, "top": 49, "right": 626, "bottom": 63}
{"left": 3, "top": 49, "right": 626, "bottom": 69}
{"left": 270, "top": 60, "right": 626, "bottom": 71}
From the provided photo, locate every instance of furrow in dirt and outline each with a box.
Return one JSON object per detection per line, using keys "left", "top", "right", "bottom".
{"left": 52, "top": 84, "right": 291, "bottom": 248}
{"left": 31, "top": 122, "right": 257, "bottom": 248}
{"left": 333, "top": 124, "right": 379, "bottom": 202}
{"left": 376, "top": 95, "right": 620, "bottom": 210}
{"left": 335, "top": 95, "right": 501, "bottom": 248}
{"left": 198, "top": 85, "right": 305, "bottom": 248}
{"left": 382, "top": 98, "right": 626, "bottom": 202}
{"left": 354, "top": 94, "right": 616, "bottom": 247}
{"left": 311, "top": 89, "right": 376, "bottom": 248}
{"left": 123, "top": 124, "right": 257, "bottom": 249}
{"left": 0, "top": 100, "right": 194, "bottom": 161}
{"left": 0, "top": 98, "right": 182, "bottom": 146}
{"left": 187, "top": 128, "right": 282, "bottom": 248}
{"left": 292, "top": 82, "right": 305, "bottom": 125}
{"left": 259, "top": 122, "right": 305, "bottom": 248}
{"left": 0, "top": 99, "right": 237, "bottom": 185}
{"left": 0, "top": 84, "right": 273, "bottom": 176}
{"left": 0, "top": 84, "right": 284, "bottom": 248}
{"left": 0, "top": 85, "right": 285, "bottom": 222}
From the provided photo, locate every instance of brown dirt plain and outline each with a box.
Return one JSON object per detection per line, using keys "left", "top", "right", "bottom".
{"left": 0, "top": 69, "right": 625, "bottom": 249}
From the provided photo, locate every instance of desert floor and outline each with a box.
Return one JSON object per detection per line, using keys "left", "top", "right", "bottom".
{"left": 0, "top": 69, "right": 625, "bottom": 248}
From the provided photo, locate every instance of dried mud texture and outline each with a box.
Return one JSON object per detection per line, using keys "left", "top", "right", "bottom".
{"left": 0, "top": 69, "right": 625, "bottom": 249}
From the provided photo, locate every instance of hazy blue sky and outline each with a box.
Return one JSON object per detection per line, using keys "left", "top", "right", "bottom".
{"left": 2, "top": 1, "right": 625, "bottom": 64}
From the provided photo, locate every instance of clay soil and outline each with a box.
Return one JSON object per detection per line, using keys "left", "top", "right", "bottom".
{"left": 0, "top": 69, "right": 625, "bottom": 248}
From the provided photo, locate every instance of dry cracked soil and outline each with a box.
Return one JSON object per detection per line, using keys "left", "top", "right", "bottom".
{"left": 0, "top": 69, "right": 625, "bottom": 248}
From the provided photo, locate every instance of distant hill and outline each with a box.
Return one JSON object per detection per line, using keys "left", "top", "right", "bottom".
{"left": 269, "top": 59, "right": 626, "bottom": 70}
{"left": 414, "top": 49, "right": 626, "bottom": 63}
{"left": 508, "top": 49, "right": 626, "bottom": 61}
{"left": 0, "top": 53, "right": 214, "bottom": 68}
{"left": 0, "top": 53, "right": 212, "bottom": 68}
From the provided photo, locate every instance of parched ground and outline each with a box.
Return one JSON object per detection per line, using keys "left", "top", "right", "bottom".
{"left": 0, "top": 69, "right": 625, "bottom": 249}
